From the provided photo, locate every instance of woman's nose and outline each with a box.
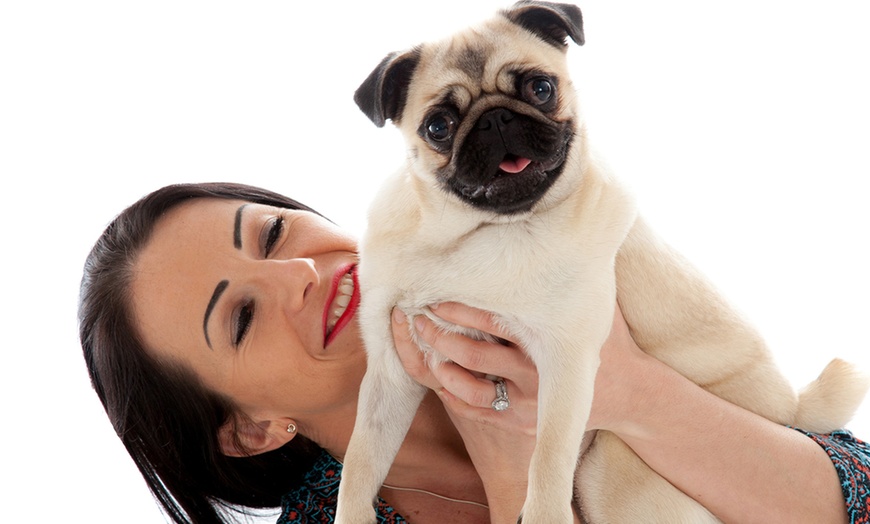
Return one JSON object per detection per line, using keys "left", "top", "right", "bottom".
{"left": 269, "top": 258, "right": 319, "bottom": 314}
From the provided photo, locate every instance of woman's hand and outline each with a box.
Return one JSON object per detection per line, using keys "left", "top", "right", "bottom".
{"left": 391, "top": 303, "right": 539, "bottom": 522}
{"left": 585, "top": 303, "right": 653, "bottom": 433}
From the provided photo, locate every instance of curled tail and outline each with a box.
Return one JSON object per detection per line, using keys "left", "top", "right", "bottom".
{"left": 794, "top": 358, "right": 870, "bottom": 433}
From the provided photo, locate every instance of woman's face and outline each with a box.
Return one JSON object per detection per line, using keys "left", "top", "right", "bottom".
{"left": 131, "top": 198, "right": 366, "bottom": 425}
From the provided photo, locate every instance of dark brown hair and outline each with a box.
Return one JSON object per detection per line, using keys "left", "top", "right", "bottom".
{"left": 78, "top": 183, "right": 323, "bottom": 523}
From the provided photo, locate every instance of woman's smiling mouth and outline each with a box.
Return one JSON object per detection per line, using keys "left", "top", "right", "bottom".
{"left": 323, "top": 264, "right": 359, "bottom": 347}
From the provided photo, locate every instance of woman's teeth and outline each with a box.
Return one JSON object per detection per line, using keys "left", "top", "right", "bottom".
{"left": 327, "top": 273, "right": 355, "bottom": 332}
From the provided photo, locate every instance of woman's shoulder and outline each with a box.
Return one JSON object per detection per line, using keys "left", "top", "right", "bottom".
{"left": 277, "top": 450, "right": 407, "bottom": 523}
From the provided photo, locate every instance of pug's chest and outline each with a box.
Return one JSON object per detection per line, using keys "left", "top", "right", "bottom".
{"left": 368, "top": 220, "right": 607, "bottom": 321}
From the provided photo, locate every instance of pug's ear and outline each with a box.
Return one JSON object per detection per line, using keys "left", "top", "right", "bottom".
{"left": 354, "top": 48, "right": 422, "bottom": 127}
{"left": 217, "top": 417, "right": 297, "bottom": 457}
{"left": 505, "top": 1, "right": 585, "bottom": 47}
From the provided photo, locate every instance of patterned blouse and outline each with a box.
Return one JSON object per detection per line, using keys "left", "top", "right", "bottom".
{"left": 278, "top": 451, "right": 405, "bottom": 523}
{"left": 798, "top": 429, "right": 870, "bottom": 524}
{"left": 278, "top": 430, "right": 870, "bottom": 523}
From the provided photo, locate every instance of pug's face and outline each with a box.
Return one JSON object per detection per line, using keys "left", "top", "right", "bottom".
{"left": 355, "top": 1, "right": 585, "bottom": 215}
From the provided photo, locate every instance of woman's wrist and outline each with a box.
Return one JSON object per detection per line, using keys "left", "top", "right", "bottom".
{"left": 483, "top": 486, "right": 526, "bottom": 524}
{"left": 483, "top": 492, "right": 580, "bottom": 524}
{"left": 587, "top": 326, "right": 669, "bottom": 437}
{"left": 608, "top": 352, "right": 699, "bottom": 440}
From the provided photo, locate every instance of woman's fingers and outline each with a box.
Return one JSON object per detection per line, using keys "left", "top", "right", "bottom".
{"left": 430, "top": 360, "right": 502, "bottom": 409}
{"left": 429, "top": 302, "right": 519, "bottom": 345}
{"left": 392, "top": 303, "right": 538, "bottom": 431}
{"left": 431, "top": 362, "right": 537, "bottom": 435}
{"left": 391, "top": 308, "right": 441, "bottom": 390}
{"left": 412, "top": 311, "right": 536, "bottom": 390}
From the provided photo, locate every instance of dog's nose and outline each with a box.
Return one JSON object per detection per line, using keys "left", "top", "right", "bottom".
{"left": 477, "top": 108, "right": 514, "bottom": 131}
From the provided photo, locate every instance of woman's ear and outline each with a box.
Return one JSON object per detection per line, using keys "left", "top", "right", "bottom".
{"left": 217, "top": 417, "right": 297, "bottom": 457}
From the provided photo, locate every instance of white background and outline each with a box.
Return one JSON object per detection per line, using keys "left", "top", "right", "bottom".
{"left": 2, "top": 1, "right": 868, "bottom": 522}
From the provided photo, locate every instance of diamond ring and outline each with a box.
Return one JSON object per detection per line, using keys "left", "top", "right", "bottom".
{"left": 491, "top": 377, "right": 510, "bottom": 411}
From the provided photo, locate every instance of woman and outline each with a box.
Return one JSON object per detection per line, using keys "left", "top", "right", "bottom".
{"left": 80, "top": 182, "right": 867, "bottom": 523}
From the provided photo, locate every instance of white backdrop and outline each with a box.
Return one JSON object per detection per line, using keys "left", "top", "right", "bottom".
{"left": 2, "top": 1, "right": 868, "bottom": 522}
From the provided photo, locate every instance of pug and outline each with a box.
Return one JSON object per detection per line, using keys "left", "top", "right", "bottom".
{"left": 335, "top": 2, "right": 868, "bottom": 523}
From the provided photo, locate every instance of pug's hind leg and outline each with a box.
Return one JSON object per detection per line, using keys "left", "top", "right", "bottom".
{"left": 577, "top": 431, "right": 720, "bottom": 524}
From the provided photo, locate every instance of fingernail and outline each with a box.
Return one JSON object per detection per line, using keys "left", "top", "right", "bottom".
{"left": 414, "top": 316, "right": 425, "bottom": 333}
{"left": 392, "top": 309, "right": 406, "bottom": 324}
{"left": 436, "top": 389, "right": 452, "bottom": 402}
{"left": 429, "top": 303, "right": 439, "bottom": 310}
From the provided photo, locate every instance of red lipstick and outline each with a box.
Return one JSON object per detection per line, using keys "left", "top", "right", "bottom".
{"left": 323, "top": 264, "right": 360, "bottom": 347}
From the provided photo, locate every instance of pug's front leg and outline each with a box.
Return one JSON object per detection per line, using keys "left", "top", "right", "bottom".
{"left": 519, "top": 320, "right": 610, "bottom": 523}
{"left": 335, "top": 322, "right": 427, "bottom": 524}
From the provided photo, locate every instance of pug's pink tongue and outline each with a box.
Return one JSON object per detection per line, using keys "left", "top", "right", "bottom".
{"left": 499, "top": 157, "right": 531, "bottom": 173}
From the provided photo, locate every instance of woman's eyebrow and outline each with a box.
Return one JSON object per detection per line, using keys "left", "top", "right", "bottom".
{"left": 233, "top": 203, "right": 249, "bottom": 249}
{"left": 203, "top": 279, "right": 229, "bottom": 350}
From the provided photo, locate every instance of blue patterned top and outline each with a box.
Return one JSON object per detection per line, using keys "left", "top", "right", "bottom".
{"left": 278, "top": 430, "right": 870, "bottom": 523}
{"left": 797, "top": 429, "right": 870, "bottom": 524}
{"left": 277, "top": 450, "right": 405, "bottom": 523}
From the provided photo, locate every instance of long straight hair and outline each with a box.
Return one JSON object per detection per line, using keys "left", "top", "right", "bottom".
{"left": 79, "top": 183, "right": 323, "bottom": 523}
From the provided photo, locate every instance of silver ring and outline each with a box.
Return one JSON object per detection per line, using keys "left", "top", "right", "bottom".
{"left": 491, "top": 377, "right": 510, "bottom": 411}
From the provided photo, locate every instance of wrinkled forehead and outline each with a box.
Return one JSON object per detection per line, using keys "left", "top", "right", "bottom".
{"left": 407, "top": 17, "right": 570, "bottom": 115}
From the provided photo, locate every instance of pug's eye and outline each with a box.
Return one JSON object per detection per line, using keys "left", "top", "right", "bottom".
{"left": 523, "top": 76, "right": 555, "bottom": 106}
{"left": 425, "top": 112, "right": 457, "bottom": 142}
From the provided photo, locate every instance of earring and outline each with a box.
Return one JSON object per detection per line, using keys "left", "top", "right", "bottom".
{"left": 286, "top": 422, "right": 297, "bottom": 434}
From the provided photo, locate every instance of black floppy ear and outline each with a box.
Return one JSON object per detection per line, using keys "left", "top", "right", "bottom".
{"left": 354, "top": 48, "right": 421, "bottom": 128}
{"left": 504, "top": 1, "right": 585, "bottom": 47}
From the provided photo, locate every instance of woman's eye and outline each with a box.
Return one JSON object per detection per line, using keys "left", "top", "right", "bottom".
{"left": 263, "top": 216, "right": 285, "bottom": 258}
{"left": 233, "top": 300, "right": 255, "bottom": 346}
